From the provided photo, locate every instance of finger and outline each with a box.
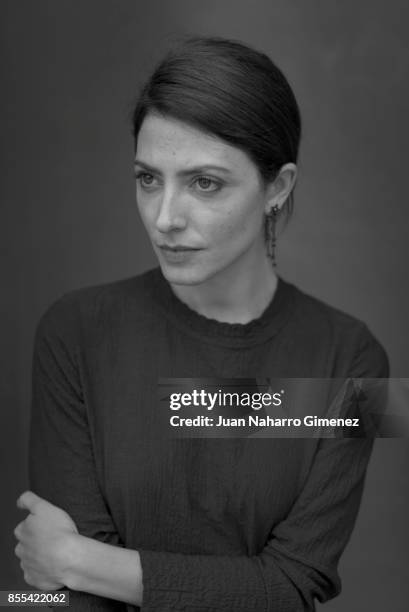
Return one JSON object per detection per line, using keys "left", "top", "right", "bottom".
{"left": 23, "top": 571, "right": 35, "bottom": 587}
{"left": 22, "top": 569, "right": 57, "bottom": 591}
{"left": 17, "top": 491, "right": 43, "bottom": 513}
{"left": 13, "top": 521, "right": 24, "bottom": 540}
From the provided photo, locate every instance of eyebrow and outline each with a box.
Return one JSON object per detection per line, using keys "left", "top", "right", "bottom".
{"left": 134, "top": 159, "right": 233, "bottom": 176}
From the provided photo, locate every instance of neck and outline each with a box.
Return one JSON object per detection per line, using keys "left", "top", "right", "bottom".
{"left": 169, "top": 249, "right": 277, "bottom": 324}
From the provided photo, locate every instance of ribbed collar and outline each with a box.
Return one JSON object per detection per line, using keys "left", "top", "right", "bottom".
{"left": 145, "top": 267, "right": 296, "bottom": 348}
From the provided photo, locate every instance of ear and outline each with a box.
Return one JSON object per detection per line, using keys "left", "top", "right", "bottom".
{"left": 264, "top": 163, "right": 298, "bottom": 214}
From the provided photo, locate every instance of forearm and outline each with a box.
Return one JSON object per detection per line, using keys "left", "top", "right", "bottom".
{"left": 64, "top": 534, "right": 143, "bottom": 607}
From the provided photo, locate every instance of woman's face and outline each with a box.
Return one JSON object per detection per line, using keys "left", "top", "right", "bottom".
{"left": 135, "top": 113, "right": 271, "bottom": 286}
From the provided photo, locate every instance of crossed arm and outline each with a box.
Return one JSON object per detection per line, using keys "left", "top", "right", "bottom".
{"left": 14, "top": 435, "right": 377, "bottom": 612}
{"left": 14, "top": 430, "right": 379, "bottom": 612}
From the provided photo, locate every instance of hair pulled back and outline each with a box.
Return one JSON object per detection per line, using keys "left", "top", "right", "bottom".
{"left": 132, "top": 36, "right": 301, "bottom": 217}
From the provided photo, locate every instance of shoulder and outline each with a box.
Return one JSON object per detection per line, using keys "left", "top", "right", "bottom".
{"left": 35, "top": 267, "right": 159, "bottom": 344}
{"left": 284, "top": 279, "right": 390, "bottom": 378}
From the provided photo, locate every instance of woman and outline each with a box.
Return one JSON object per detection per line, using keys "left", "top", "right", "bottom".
{"left": 14, "top": 36, "right": 389, "bottom": 611}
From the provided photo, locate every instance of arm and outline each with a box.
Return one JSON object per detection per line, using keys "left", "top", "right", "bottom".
{"left": 28, "top": 295, "right": 129, "bottom": 610}
{"left": 64, "top": 533, "right": 143, "bottom": 605}
{"left": 132, "top": 325, "right": 389, "bottom": 611}
{"left": 134, "top": 440, "right": 374, "bottom": 611}
{"left": 15, "top": 436, "right": 375, "bottom": 611}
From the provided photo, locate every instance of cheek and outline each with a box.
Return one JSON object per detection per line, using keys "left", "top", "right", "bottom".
{"left": 136, "top": 197, "right": 154, "bottom": 230}
{"left": 217, "top": 203, "right": 263, "bottom": 242}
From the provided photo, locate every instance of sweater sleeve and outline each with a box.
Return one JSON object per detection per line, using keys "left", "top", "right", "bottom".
{"left": 138, "top": 324, "right": 390, "bottom": 612}
{"left": 29, "top": 295, "right": 127, "bottom": 611}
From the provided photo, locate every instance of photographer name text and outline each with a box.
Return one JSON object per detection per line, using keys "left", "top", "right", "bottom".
{"left": 169, "top": 415, "right": 360, "bottom": 428}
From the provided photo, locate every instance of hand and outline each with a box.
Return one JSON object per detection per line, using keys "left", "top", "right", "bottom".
{"left": 14, "top": 491, "right": 79, "bottom": 590}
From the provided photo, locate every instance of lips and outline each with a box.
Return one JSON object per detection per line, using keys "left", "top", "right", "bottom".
{"left": 158, "top": 244, "right": 201, "bottom": 251}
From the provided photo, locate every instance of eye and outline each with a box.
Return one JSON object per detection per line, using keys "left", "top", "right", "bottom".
{"left": 193, "top": 176, "right": 222, "bottom": 193}
{"left": 134, "top": 171, "right": 157, "bottom": 189}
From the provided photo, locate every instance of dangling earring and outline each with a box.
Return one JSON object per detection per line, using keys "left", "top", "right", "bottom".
{"left": 265, "top": 204, "right": 280, "bottom": 268}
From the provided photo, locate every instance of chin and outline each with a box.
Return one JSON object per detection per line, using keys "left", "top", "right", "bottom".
{"left": 158, "top": 261, "right": 214, "bottom": 286}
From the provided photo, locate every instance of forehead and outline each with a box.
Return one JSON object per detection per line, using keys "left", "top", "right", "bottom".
{"left": 136, "top": 113, "right": 257, "bottom": 175}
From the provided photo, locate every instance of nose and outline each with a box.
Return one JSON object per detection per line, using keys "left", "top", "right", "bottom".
{"left": 155, "top": 186, "right": 187, "bottom": 233}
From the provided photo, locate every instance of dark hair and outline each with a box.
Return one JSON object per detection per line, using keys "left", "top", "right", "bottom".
{"left": 132, "top": 36, "right": 301, "bottom": 218}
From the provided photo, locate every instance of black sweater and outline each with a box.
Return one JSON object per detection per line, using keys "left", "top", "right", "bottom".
{"left": 29, "top": 268, "right": 389, "bottom": 611}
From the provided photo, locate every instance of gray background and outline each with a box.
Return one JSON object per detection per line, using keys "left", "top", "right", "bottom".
{"left": 1, "top": 0, "right": 408, "bottom": 610}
